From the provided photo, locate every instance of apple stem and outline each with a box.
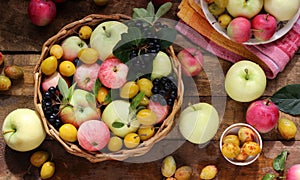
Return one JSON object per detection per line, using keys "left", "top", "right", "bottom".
{"left": 2, "top": 129, "right": 16, "bottom": 135}
{"left": 102, "top": 26, "right": 111, "bottom": 37}
{"left": 265, "top": 98, "right": 271, "bottom": 106}
{"left": 244, "top": 68, "right": 249, "bottom": 80}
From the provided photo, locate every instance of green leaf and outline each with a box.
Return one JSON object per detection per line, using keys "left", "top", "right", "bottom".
{"left": 261, "top": 173, "right": 276, "bottom": 180}
{"left": 155, "top": 2, "right": 172, "bottom": 20}
{"left": 146, "top": 2, "right": 155, "bottom": 17}
{"left": 133, "top": 8, "right": 149, "bottom": 19}
{"left": 93, "top": 79, "right": 102, "bottom": 96}
{"left": 130, "top": 91, "right": 145, "bottom": 111}
{"left": 104, "top": 90, "right": 112, "bottom": 104}
{"left": 58, "top": 78, "right": 69, "bottom": 100}
{"left": 156, "top": 27, "right": 177, "bottom": 50}
{"left": 112, "top": 121, "right": 125, "bottom": 128}
{"left": 273, "top": 150, "right": 289, "bottom": 171}
{"left": 270, "top": 84, "right": 300, "bottom": 115}
{"left": 68, "top": 82, "right": 76, "bottom": 101}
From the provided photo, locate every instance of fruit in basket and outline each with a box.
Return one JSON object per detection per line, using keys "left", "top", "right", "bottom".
{"left": 93, "top": 0, "right": 109, "bottom": 6}
{"left": 4, "top": 65, "right": 24, "bottom": 80}
{"left": 28, "top": 0, "right": 56, "bottom": 26}
{"left": 97, "top": 86, "right": 110, "bottom": 105}
{"left": 224, "top": 60, "right": 266, "bottom": 102}
{"left": 59, "top": 60, "right": 76, "bottom": 77}
{"left": 124, "top": 132, "right": 140, "bottom": 148}
{"left": 74, "top": 63, "right": 100, "bottom": 91}
{"left": 218, "top": 13, "right": 232, "bottom": 28}
{"left": 120, "top": 81, "right": 140, "bottom": 99}
{"left": 226, "top": 0, "right": 263, "bottom": 19}
{"left": 50, "top": 44, "right": 63, "bottom": 59}
{"left": 277, "top": 118, "right": 297, "bottom": 140}
{"left": 208, "top": 3, "right": 225, "bottom": 16}
{"left": 138, "top": 125, "right": 155, "bottom": 141}
{"left": 252, "top": 14, "right": 277, "bottom": 41}
{"left": 77, "top": 120, "right": 110, "bottom": 151}
{"left": 179, "top": 103, "right": 219, "bottom": 144}
{"left": 90, "top": 21, "right": 128, "bottom": 61}
{"left": 2, "top": 108, "right": 46, "bottom": 152}
{"left": 107, "top": 136, "right": 123, "bottom": 152}
{"left": 78, "top": 48, "right": 99, "bottom": 64}
{"left": 98, "top": 58, "right": 129, "bottom": 89}
{"left": 177, "top": 48, "right": 203, "bottom": 77}
{"left": 174, "top": 165, "right": 193, "bottom": 180}
{"left": 0, "top": 75, "right": 12, "bottom": 91}
{"left": 136, "top": 109, "right": 157, "bottom": 126}
{"left": 40, "top": 161, "right": 55, "bottom": 179}
{"left": 214, "top": 0, "right": 229, "bottom": 8}
{"left": 41, "top": 56, "right": 58, "bottom": 76}
{"left": 41, "top": 71, "right": 62, "bottom": 92}
{"left": 59, "top": 89, "right": 100, "bottom": 128}
{"left": 61, "top": 36, "right": 88, "bottom": 61}
{"left": 137, "top": 78, "right": 153, "bottom": 97}
{"left": 148, "top": 99, "right": 169, "bottom": 124}
{"left": 227, "top": 17, "right": 252, "bottom": 43}
{"left": 30, "top": 150, "right": 49, "bottom": 167}
{"left": 246, "top": 99, "right": 279, "bottom": 133}
{"left": 151, "top": 51, "right": 172, "bottom": 79}
{"left": 59, "top": 123, "right": 77, "bottom": 142}
{"left": 264, "top": 0, "right": 300, "bottom": 21}
{"left": 200, "top": 165, "right": 218, "bottom": 180}
{"left": 102, "top": 100, "right": 140, "bottom": 137}
{"left": 79, "top": 25, "right": 93, "bottom": 40}
{"left": 161, "top": 155, "right": 177, "bottom": 178}
{"left": 238, "top": 127, "right": 255, "bottom": 143}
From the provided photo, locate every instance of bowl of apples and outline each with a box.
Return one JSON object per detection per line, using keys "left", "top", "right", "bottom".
{"left": 200, "top": 0, "right": 300, "bottom": 45}
{"left": 220, "top": 123, "right": 263, "bottom": 166}
{"left": 33, "top": 5, "right": 183, "bottom": 163}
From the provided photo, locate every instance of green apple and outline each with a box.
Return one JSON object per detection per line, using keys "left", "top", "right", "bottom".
{"left": 101, "top": 100, "right": 140, "bottom": 138}
{"left": 179, "top": 103, "right": 219, "bottom": 144}
{"left": 59, "top": 89, "right": 100, "bottom": 128}
{"left": 2, "top": 108, "right": 46, "bottom": 152}
{"left": 225, "top": 60, "right": 266, "bottom": 102}
{"left": 151, "top": 51, "right": 172, "bottom": 80}
{"left": 61, "top": 36, "right": 88, "bottom": 61}
{"left": 90, "top": 21, "right": 128, "bottom": 61}
{"left": 264, "top": 0, "right": 300, "bottom": 21}
{"left": 226, "top": 0, "right": 263, "bottom": 19}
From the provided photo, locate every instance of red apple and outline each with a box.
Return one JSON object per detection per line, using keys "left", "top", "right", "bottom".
{"left": 148, "top": 99, "right": 169, "bottom": 124}
{"left": 227, "top": 17, "right": 252, "bottom": 43}
{"left": 74, "top": 63, "right": 100, "bottom": 91}
{"left": 42, "top": 71, "right": 62, "bottom": 92}
{"left": 98, "top": 58, "right": 129, "bottom": 89}
{"left": 252, "top": 14, "right": 277, "bottom": 41}
{"left": 177, "top": 48, "right": 203, "bottom": 77}
{"left": 246, "top": 99, "right": 279, "bottom": 133}
{"left": 77, "top": 120, "right": 110, "bottom": 151}
{"left": 28, "top": 0, "right": 56, "bottom": 26}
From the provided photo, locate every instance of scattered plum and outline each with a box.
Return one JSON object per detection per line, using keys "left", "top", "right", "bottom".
{"left": 4, "top": 65, "right": 24, "bottom": 80}
{"left": 30, "top": 151, "right": 50, "bottom": 167}
{"left": 40, "top": 161, "right": 55, "bottom": 179}
{"left": 277, "top": 118, "right": 297, "bottom": 140}
{"left": 174, "top": 165, "right": 193, "bottom": 180}
{"left": 200, "top": 165, "right": 218, "bottom": 180}
{"left": 161, "top": 156, "right": 176, "bottom": 178}
{"left": 0, "top": 75, "right": 11, "bottom": 91}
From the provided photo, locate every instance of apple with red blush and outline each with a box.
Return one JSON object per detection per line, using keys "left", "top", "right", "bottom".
{"left": 177, "top": 48, "right": 204, "bottom": 77}
{"left": 42, "top": 71, "right": 62, "bottom": 92}
{"left": 98, "top": 58, "right": 129, "bottom": 89}
{"left": 61, "top": 36, "right": 88, "bottom": 61}
{"left": 28, "top": 0, "right": 56, "bottom": 26}
{"left": 148, "top": 99, "right": 169, "bottom": 124}
{"left": 74, "top": 63, "right": 100, "bottom": 91}
{"left": 227, "top": 17, "right": 252, "bottom": 43}
{"left": 246, "top": 99, "right": 279, "bottom": 133}
{"left": 252, "top": 14, "right": 277, "bottom": 41}
{"left": 77, "top": 120, "right": 110, "bottom": 151}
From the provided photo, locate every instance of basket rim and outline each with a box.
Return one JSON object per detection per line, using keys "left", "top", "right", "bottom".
{"left": 33, "top": 13, "right": 184, "bottom": 163}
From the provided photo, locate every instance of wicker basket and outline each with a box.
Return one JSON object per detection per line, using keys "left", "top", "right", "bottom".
{"left": 33, "top": 14, "right": 183, "bottom": 163}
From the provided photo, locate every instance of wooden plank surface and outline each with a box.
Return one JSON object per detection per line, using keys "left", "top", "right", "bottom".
{"left": 0, "top": 0, "right": 299, "bottom": 179}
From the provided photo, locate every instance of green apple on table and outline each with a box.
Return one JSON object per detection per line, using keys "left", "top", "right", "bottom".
{"left": 179, "top": 103, "right": 219, "bottom": 145}
{"left": 224, "top": 60, "right": 266, "bottom": 102}
{"left": 90, "top": 21, "right": 128, "bottom": 61}
{"left": 2, "top": 108, "right": 46, "bottom": 152}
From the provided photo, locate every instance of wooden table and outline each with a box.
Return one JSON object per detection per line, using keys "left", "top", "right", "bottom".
{"left": 1, "top": 1, "right": 299, "bottom": 179}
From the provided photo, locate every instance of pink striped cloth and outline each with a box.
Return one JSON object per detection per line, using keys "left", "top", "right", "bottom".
{"left": 175, "top": 10, "right": 300, "bottom": 79}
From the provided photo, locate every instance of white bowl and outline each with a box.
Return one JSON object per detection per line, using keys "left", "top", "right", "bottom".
{"left": 200, "top": 0, "right": 300, "bottom": 45}
{"left": 219, "top": 123, "right": 263, "bottom": 166}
